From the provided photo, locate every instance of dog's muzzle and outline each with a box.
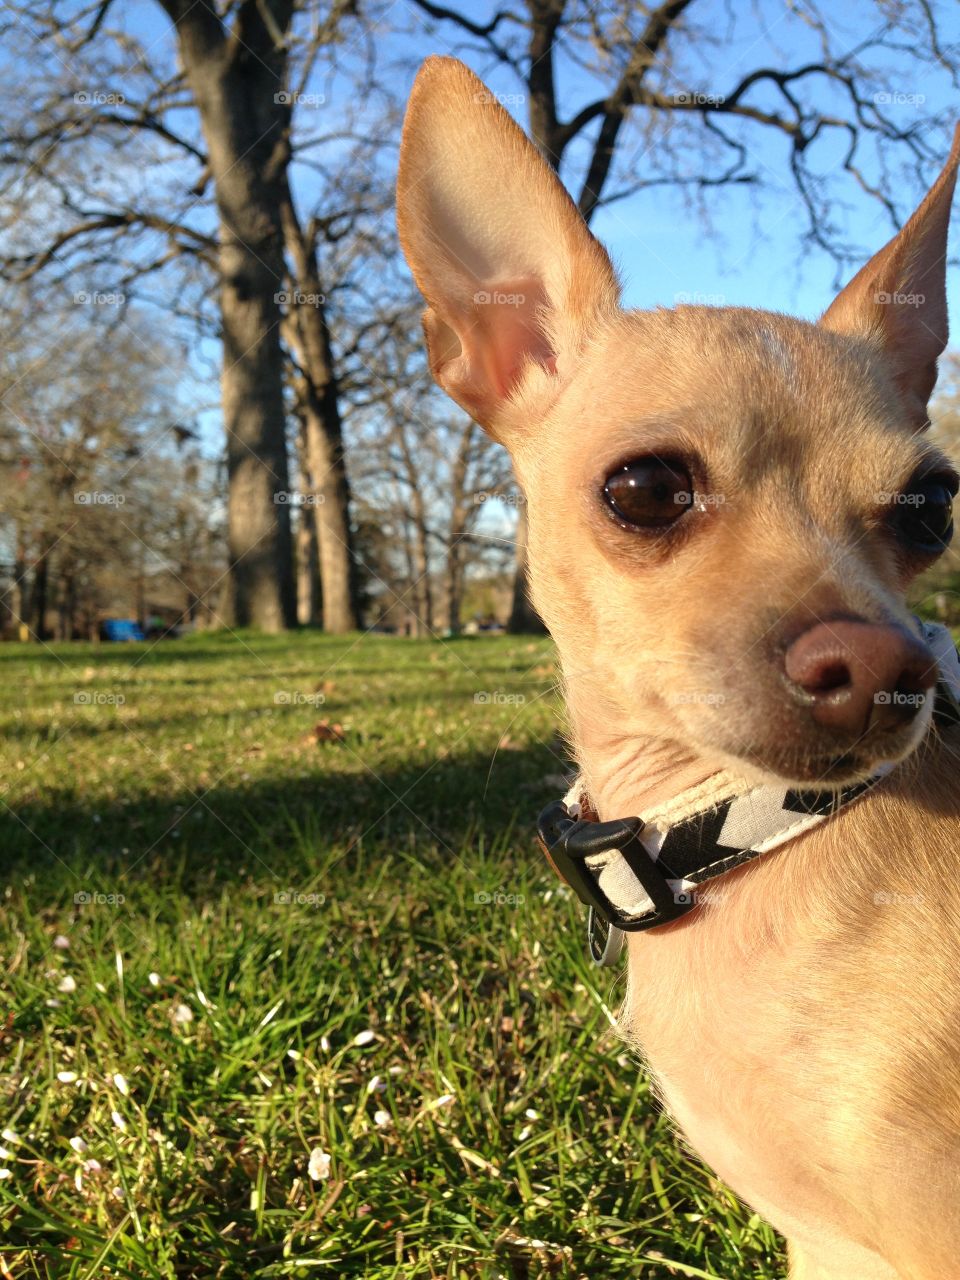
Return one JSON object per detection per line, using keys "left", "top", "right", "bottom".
{"left": 537, "top": 620, "right": 960, "bottom": 965}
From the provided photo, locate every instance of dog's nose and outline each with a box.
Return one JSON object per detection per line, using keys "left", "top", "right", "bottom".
{"left": 783, "top": 620, "right": 936, "bottom": 736}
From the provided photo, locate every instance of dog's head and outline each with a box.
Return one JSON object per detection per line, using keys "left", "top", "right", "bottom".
{"left": 397, "top": 57, "right": 959, "bottom": 797}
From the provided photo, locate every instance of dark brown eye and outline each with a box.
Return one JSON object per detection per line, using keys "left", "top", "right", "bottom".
{"left": 603, "top": 457, "right": 693, "bottom": 529}
{"left": 892, "top": 474, "right": 957, "bottom": 552}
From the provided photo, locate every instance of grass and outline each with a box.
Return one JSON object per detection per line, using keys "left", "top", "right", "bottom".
{"left": 0, "top": 630, "right": 783, "bottom": 1279}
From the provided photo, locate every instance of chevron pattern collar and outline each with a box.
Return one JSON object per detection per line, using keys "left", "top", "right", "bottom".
{"left": 537, "top": 621, "right": 960, "bottom": 966}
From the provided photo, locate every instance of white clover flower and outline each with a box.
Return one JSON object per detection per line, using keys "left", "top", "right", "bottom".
{"left": 57, "top": 1071, "right": 78, "bottom": 1084}
{"left": 307, "top": 1147, "right": 331, "bottom": 1180}
{"left": 148, "top": 972, "right": 160, "bottom": 987}
{"left": 112, "top": 1073, "right": 129, "bottom": 1096}
{"left": 287, "top": 1049, "right": 301, "bottom": 1061}
{"left": 57, "top": 975, "right": 77, "bottom": 994}
{"left": 1, "top": 1129, "right": 19, "bottom": 1145}
{"left": 69, "top": 1136, "right": 88, "bottom": 1154}
{"left": 320, "top": 1035, "right": 331, "bottom": 1052}
{"left": 53, "top": 935, "right": 70, "bottom": 950}
{"left": 366, "top": 1075, "right": 386, "bottom": 1094}
{"left": 0, "top": 1169, "right": 11, "bottom": 1180}
{"left": 173, "top": 1003, "right": 193, "bottom": 1024}
{"left": 353, "top": 1030, "right": 375, "bottom": 1048}
{"left": 111, "top": 1110, "right": 126, "bottom": 1133}
{"left": 373, "top": 1110, "right": 392, "bottom": 1129}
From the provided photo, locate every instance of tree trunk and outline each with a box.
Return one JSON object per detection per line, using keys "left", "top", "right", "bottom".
{"left": 445, "top": 422, "right": 474, "bottom": 634}
{"left": 293, "top": 419, "right": 321, "bottom": 625}
{"left": 160, "top": 0, "right": 296, "bottom": 632}
{"left": 411, "top": 496, "right": 433, "bottom": 634}
{"left": 31, "top": 546, "right": 48, "bottom": 640}
{"left": 12, "top": 532, "right": 28, "bottom": 641}
{"left": 296, "top": 504, "right": 321, "bottom": 626}
{"left": 508, "top": 503, "right": 545, "bottom": 633}
{"left": 280, "top": 196, "right": 359, "bottom": 633}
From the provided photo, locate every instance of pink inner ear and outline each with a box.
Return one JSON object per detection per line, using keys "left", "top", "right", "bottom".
{"left": 463, "top": 277, "right": 555, "bottom": 399}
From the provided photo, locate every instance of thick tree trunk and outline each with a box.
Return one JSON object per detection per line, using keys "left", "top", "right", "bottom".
{"left": 279, "top": 195, "right": 359, "bottom": 633}
{"left": 160, "top": 0, "right": 296, "bottom": 631}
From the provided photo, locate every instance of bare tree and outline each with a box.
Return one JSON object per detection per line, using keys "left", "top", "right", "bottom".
{"left": 0, "top": 0, "right": 364, "bottom": 632}
{"left": 0, "top": 302, "right": 215, "bottom": 640}
{"left": 350, "top": 307, "right": 513, "bottom": 633}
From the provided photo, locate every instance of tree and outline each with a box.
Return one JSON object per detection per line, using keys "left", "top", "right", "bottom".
{"left": 348, "top": 303, "right": 512, "bottom": 634}
{"left": 0, "top": 0, "right": 362, "bottom": 632}
{"left": 406, "top": 0, "right": 960, "bottom": 628}
{"left": 0, "top": 303, "right": 216, "bottom": 640}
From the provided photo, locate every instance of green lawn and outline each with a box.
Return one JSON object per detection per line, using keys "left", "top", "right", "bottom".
{"left": 0, "top": 631, "right": 782, "bottom": 1279}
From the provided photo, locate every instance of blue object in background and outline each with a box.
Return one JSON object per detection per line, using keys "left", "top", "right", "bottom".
{"left": 101, "top": 619, "right": 146, "bottom": 642}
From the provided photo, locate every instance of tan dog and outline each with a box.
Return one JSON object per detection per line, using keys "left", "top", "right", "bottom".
{"left": 397, "top": 56, "right": 960, "bottom": 1280}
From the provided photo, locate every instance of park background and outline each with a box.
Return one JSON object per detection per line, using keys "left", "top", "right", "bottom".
{"left": 1, "top": 2, "right": 959, "bottom": 1276}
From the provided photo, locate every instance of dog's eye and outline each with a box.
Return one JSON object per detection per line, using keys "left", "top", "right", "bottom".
{"left": 603, "top": 458, "right": 693, "bottom": 529}
{"left": 893, "top": 475, "right": 957, "bottom": 552}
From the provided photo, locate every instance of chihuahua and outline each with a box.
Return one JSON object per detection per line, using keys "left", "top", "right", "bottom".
{"left": 397, "top": 57, "right": 960, "bottom": 1280}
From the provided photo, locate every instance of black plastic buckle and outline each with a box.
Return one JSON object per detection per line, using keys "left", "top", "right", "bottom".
{"left": 536, "top": 800, "right": 693, "bottom": 934}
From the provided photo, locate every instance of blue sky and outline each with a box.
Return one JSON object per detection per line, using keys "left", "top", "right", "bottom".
{"left": 9, "top": 0, "right": 960, "bottom": 451}
{"left": 112, "top": 0, "right": 960, "bottom": 336}
{"left": 382, "top": 0, "right": 960, "bottom": 329}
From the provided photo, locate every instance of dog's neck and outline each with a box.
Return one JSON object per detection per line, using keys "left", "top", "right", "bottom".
{"left": 571, "top": 715, "right": 737, "bottom": 823}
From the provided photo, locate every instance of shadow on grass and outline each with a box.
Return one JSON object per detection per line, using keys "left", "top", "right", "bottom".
{"left": 1, "top": 740, "right": 570, "bottom": 896}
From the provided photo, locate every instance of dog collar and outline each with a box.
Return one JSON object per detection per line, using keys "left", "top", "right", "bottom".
{"left": 537, "top": 621, "right": 960, "bottom": 965}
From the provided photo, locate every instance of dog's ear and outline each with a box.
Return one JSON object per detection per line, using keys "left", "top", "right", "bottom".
{"left": 397, "top": 56, "right": 620, "bottom": 441}
{"left": 820, "top": 125, "right": 960, "bottom": 427}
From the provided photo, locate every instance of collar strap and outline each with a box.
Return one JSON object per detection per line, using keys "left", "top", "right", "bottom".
{"left": 538, "top": 620, "right": 960, "bottom": 965}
